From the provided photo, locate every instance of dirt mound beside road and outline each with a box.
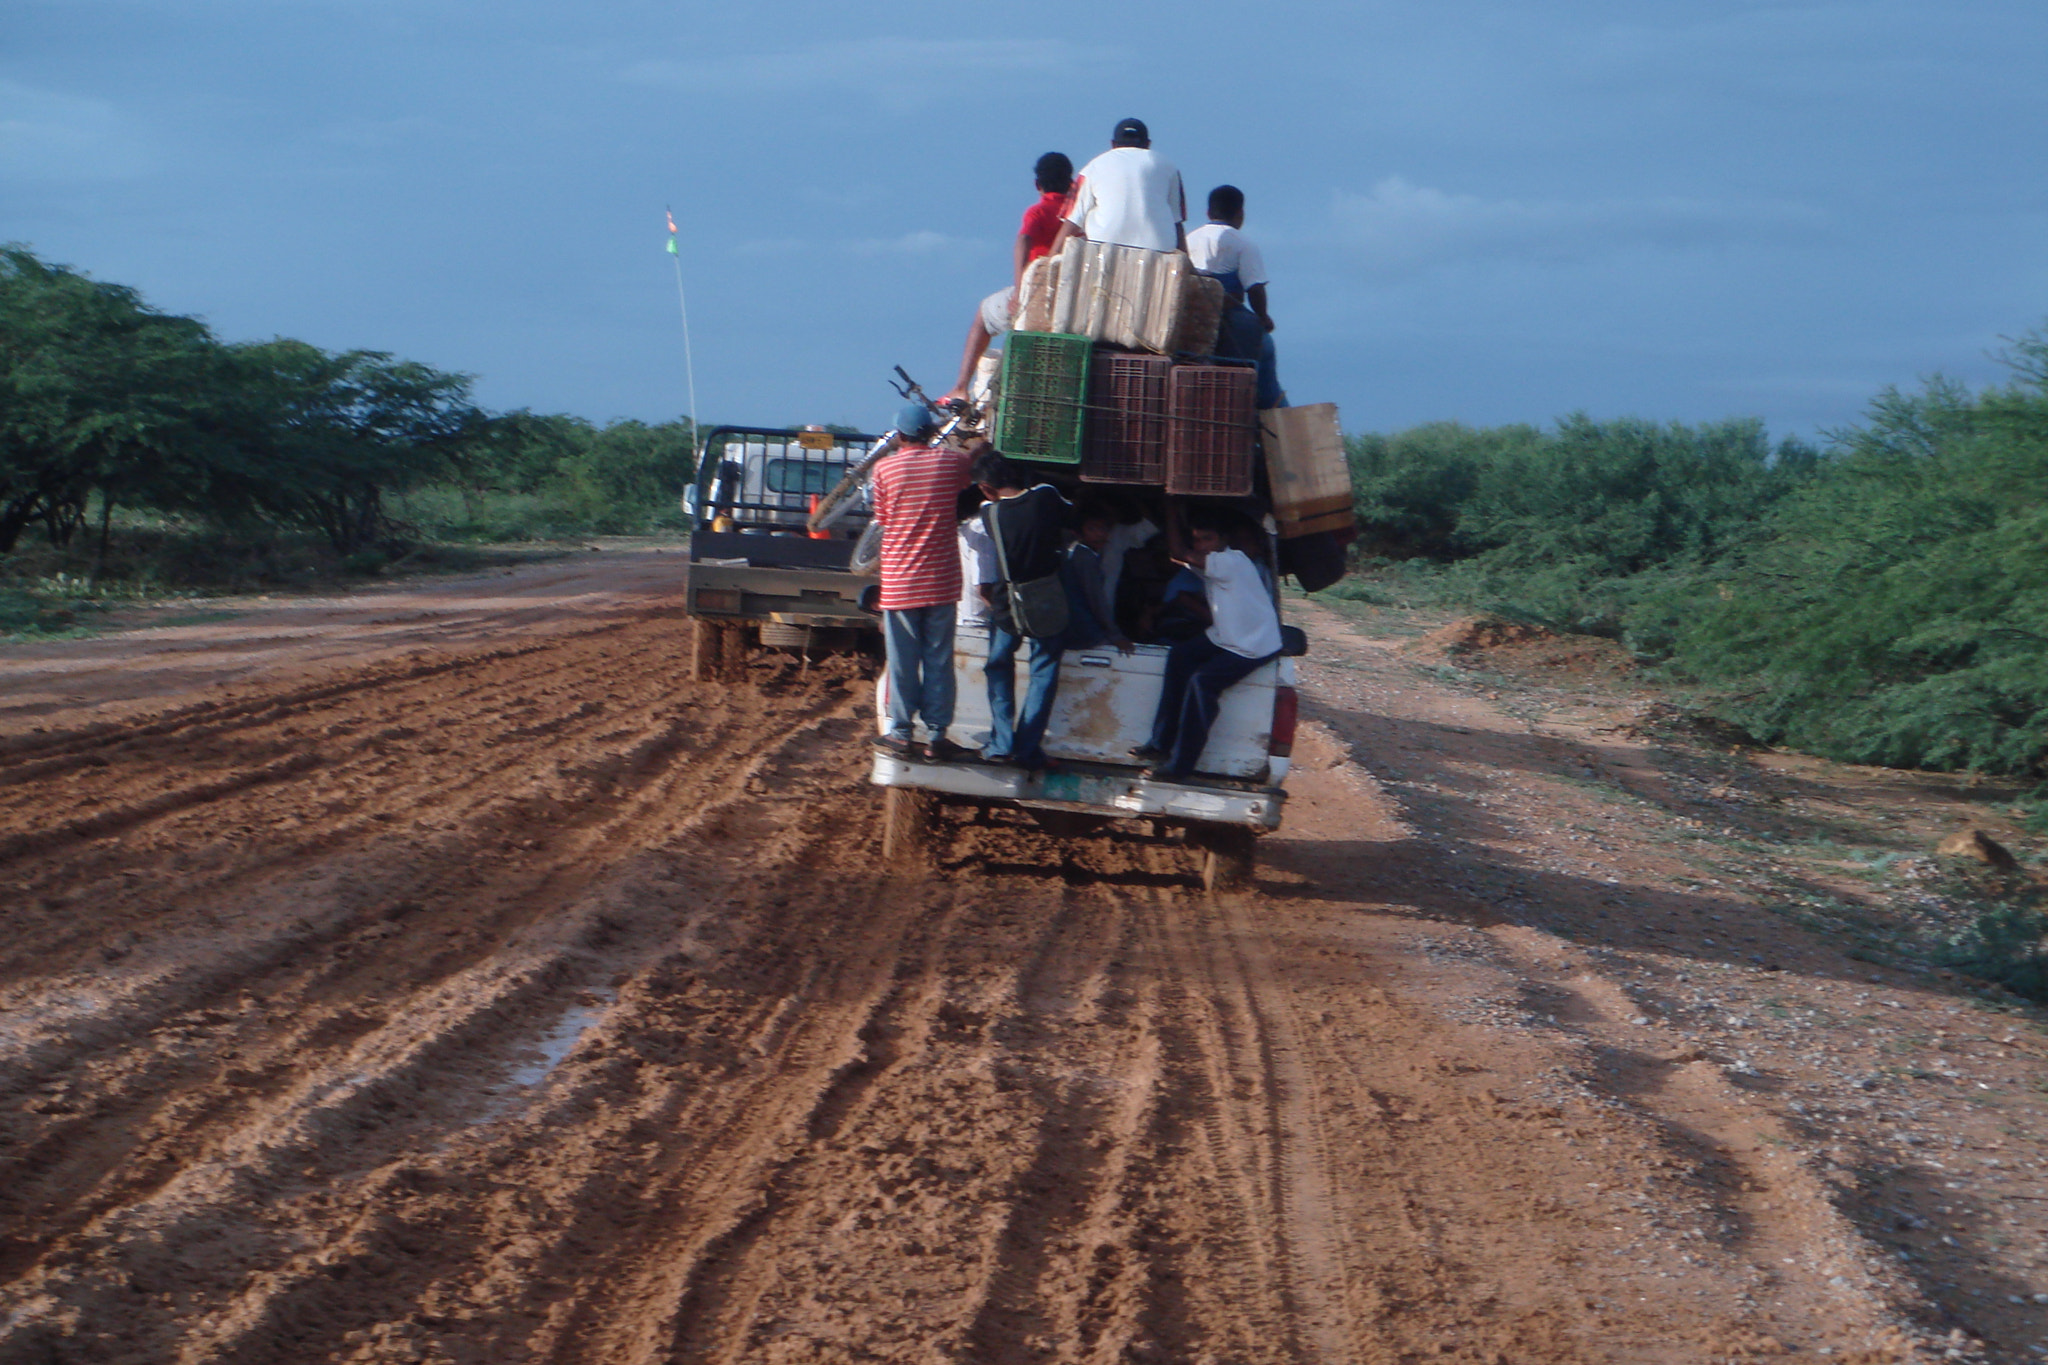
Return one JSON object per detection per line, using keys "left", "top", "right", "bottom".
{"left": 1410, "top": 614, "right": 1637, "bottom": 687}
{"left": 0, "top": 554, "right": 2038, "bottom": 1363}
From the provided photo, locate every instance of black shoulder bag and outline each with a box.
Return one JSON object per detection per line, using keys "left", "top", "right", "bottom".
{"left": 984, "top": 496, "right": 1069, "bottom": 641}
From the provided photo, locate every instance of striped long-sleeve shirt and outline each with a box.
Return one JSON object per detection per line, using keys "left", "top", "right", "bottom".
{"left": 871, "top": 444, "right": 971, "bottom": 611}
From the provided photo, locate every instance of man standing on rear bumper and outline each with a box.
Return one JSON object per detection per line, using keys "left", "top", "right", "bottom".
{"left": 872, "top": 403, "right": 972, "bottom": 760}
{"left": 972, "top": 448, "right": 1071, "bottom": 771}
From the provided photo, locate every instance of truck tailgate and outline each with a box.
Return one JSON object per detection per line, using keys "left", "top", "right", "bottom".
{"left": 937, "top": 626, "right": 1286, "bottom": 780}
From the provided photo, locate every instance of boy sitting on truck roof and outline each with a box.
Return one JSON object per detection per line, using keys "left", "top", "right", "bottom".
{"left": 940, "top": 152, "right": 1075, "bottom": 404}
{"left": 1187, "top": 183, "right": 1286, "bottom": 410}
{"left": 1131, "top": 509, "right": 1283, "bottom": 779}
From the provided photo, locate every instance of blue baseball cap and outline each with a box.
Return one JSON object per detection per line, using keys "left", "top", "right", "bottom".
{"left": 896, "top": 400, "right": 937, "bottom": 437}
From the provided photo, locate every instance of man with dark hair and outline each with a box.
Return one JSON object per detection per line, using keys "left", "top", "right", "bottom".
{"left": 871, "top": 402, "right": 972, "bottom": 760}
{"left": 942, "top": 152, "right": 1076, "bottom": 403}
{"left": 1132, "top": 509, "right": 1282, "bottom": 779}
{"left": 1187, "top": 183, "right": 1286, "bottom": 408}
{"left": 1050, "top": 118, "right": 1186, "bottom": 256}
{"left": 971, "top": 448, "right": 1071, "bottom": 769}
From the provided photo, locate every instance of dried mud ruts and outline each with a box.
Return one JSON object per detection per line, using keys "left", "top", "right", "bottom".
{"left": 0, "top": 592, "right": 1954, "bottom": 1364}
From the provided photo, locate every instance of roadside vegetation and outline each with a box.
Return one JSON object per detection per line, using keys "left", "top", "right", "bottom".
{"left": 1337, "top": 328, "right": 2048, "bottom": 783}
{"left": 9, "top": 241, "right": 2045, "bottom": 790}
{"left": 0, "top": 244, "right": 696, "bottom": 628}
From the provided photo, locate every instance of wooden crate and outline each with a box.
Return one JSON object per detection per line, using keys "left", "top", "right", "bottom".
{"left": 1259, "top": 403, "right": 1355, "bottom": 538}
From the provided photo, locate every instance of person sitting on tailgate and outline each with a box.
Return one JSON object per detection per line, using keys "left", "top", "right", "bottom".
{"left": 1131, "top": 509, "right": 1282, "bottom": 779}
{"left": 940, "top": 152, "right": 1075, "bottom": 404}
{"left": 1148, "top": 561, "right": 1212, "bottom": 643}
{"left": 1059, "top": 509, "right": 1136, "bottom": 653}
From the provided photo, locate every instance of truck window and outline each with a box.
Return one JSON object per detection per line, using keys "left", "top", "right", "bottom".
{"left": 764, "top": 459, "right": 851, "bottom": 496}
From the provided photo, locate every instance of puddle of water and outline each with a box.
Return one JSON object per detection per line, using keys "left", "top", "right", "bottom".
{"left": 505, "top": 990, "right": 616, "bottom": 1090}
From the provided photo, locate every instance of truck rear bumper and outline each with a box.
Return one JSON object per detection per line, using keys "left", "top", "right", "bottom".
{"left": 870, "top": 752, "right": 1284, "bottom": 831}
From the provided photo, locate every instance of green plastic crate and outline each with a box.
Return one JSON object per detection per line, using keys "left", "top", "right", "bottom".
{"left": 994, "top": 331, "right": 1092, "bottom": 465}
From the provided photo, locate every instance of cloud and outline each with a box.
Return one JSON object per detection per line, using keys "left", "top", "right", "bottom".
{"left": 623, "top": 37, "right": 1112, "bottom": 112}
{"left": 0, "top": 80, "right": 152, "bottom": 181}
{"left": 846, "top": 229, "right": 972, "bottom": 257}
{"left": 1331, "top": 176, "right": 1827, "bottom": 274}
{"left": 728, "top": 230, "right": 989, "bottom": 260}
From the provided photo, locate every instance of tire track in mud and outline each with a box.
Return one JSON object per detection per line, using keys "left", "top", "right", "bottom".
{"left": 0, "top": 612, "right": 888, "bottom": 1362}
{"left": 0, "top": 579, "right": 1967, "bottom": 1364}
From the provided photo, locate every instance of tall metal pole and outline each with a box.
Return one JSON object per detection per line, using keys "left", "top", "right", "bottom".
{"left": 667, "top": 206, "right": 699, "bottom": 432}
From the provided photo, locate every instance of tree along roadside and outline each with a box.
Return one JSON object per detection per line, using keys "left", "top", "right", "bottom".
{"left": 1335, "top": 326, "right": 2048, "bottom": 783}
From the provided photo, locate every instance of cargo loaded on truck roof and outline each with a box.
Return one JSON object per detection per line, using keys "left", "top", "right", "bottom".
{"left": 679, "top": 129, "right": 1356, "bottom": 888}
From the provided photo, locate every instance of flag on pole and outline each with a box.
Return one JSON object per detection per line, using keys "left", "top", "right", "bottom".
{"left": 666, "top": 208, "right": 679, "bottom": 254}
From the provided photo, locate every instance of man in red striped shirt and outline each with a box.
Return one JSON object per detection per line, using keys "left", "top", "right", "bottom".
{"left": 871, "top": 402, "right": 973, "bottom": 760}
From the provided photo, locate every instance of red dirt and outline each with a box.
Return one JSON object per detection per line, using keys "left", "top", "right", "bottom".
{"left": 1, "top": 550, "right": 2042, "bottom": 1364}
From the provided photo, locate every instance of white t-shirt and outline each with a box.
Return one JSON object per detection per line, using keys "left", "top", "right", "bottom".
{"left": 1200, "top": 548, "right": 1283, "bottom": 659}
{"left": 1066, "top": 147, "right": 1186, "bottom": 253}
{"left": 1101, "top": 517, "right": 1158, "bottom": 608}
{"left": 1185, "top": 223, "right": 1268, "bottom": 290}
{"left": 957, "top": 519, "right": 997, "bottom": 624}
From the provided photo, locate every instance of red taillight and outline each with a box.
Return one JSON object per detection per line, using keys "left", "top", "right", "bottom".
{"left": 1269, "top": 685, "right": 1298, "bottom": 757}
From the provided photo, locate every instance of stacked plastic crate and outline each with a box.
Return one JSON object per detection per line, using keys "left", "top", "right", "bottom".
{"left": 993, "top": 332, "right": 1092, "bottom": 465}
{"left": 1081, "top": 352, "right": 1171, "bottom": 484}
{"left": 1005, "top": 241, "right": 1260, "bottom": 496}
{"left": 1164, "top": 364, "right": 1259, "bottom": 496}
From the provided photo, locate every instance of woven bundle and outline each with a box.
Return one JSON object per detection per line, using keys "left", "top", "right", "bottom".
{"left": 1015, "top": 254, "right": 1058, "bottom": 335}
{"left": 1167, "top": 274, "right": 1225, "bottom": 357}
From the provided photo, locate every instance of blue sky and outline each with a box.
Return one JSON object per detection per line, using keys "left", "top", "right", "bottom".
{"left": 5, "top": 1, "right": 2044, "bottom": 440}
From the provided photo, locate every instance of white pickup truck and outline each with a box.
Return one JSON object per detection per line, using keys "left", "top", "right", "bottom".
{"left": 871, "top": 604, "right": 1303, "bottom": 892}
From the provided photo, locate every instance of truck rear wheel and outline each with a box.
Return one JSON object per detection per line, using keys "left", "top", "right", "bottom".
{"left": 690, "top": 619, "right": 749, "bottom": 683}
{"left": 1193, "top": 826, "right": 1256, "bottom": 894}
{"left": 882, "top": 787, "right": 935, "bottom": 871}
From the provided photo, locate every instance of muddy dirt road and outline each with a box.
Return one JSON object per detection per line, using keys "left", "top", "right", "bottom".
{"left": 2, "top": 550, "right": 2042, "bottom": 1364}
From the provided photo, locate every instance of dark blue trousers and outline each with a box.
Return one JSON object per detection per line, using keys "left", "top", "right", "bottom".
{"left": 1145, "top": 635, "right": 1276, "bottom": 777}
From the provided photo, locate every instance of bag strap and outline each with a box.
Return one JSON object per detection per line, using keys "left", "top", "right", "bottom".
{"left": 983, "top": 496, "right": 1016, "bottom": 585}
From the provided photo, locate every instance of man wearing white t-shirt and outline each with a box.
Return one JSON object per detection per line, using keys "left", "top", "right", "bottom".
{"left": 1186, "top": 184, "right": 1285, "bottom": 409}
{"left": 1051, "top": 117, "right": 1186, "bottom": 256}
{"left": 1132, "top": 511, "right": 1282, "bottom": 779}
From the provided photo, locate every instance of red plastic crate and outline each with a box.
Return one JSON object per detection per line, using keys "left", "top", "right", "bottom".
{"left": 1081, "top": 352, "right": 1171, "bottom": 484}
{"left": 1165, "top": 364, "right": 1258, "bottom": 496}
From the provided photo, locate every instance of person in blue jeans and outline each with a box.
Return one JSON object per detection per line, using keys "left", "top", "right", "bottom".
{"left": 1133, "top": 510, "right": 1283, "bottom": 779}
{"left": 971, "top": 449, "right": 1070, "bottom": 770}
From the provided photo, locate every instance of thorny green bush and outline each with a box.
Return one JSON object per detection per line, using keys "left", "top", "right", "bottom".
{"left": 1340, "top": 325, "right": 2048, "bottom": 776}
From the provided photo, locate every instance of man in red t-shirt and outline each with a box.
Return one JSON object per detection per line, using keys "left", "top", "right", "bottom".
{"left": 940, "top": 152, "right": 1074, "bottom": 403}
{"left": 871, "top": 403, "right": 974, "bottom": 759}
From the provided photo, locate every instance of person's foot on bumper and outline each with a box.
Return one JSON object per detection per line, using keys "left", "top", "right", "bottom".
{"left": 874, "top": 733, "right": 916, "bottom": 756}
{"left": 926, "top": 736, "right": 970, "bottom": 762}
{"left": 1129, "top": 744, "right": 1168, "bottom": 763}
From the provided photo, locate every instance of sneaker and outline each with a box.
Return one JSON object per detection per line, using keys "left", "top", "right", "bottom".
{"left": 925, "top": 736, "right": 970, "bottom": 763}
